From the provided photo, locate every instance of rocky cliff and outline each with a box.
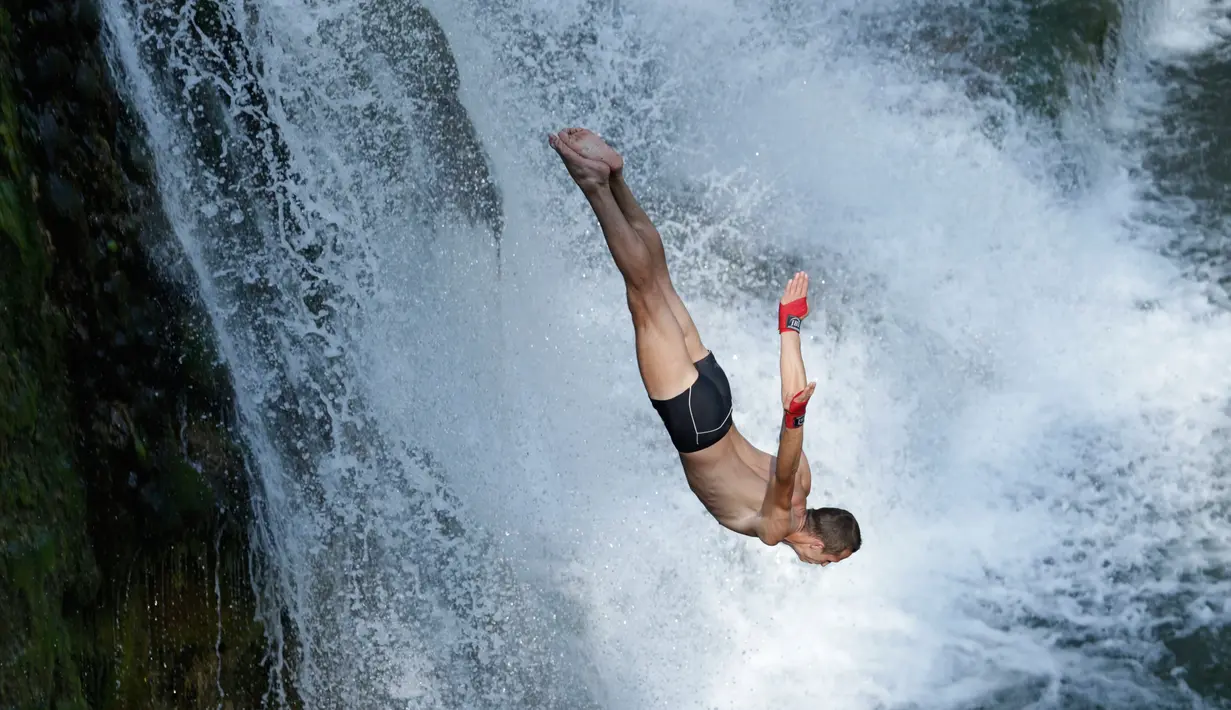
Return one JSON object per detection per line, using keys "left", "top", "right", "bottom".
{"left": 0, "top": 3, "right": 291, "bottom": 707}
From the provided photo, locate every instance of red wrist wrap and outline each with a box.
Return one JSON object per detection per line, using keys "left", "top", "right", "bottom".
{"left": 778, "top": 297, "right": 808, "bottom": 334}
{"left": 784, "top": 389, "right": 809, "bottom": 429}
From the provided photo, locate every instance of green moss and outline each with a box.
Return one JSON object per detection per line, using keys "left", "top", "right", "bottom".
{"left": 1, "top": 10, "right": 94, "bottom": 710}
{"left": 0, "top": 193, "right": 91, "bottom": 705}
{"left": 1, "top": 2, "right": 293, "bottom": 707}
{"left": 0, "top": 14, "right": 39, "bottom": 284}
{"left": 88, "top": 534, "right": 269, "bottom": 710}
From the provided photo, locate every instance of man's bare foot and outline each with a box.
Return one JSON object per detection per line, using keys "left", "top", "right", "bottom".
{"left": 781, "top": 271, "right": 809, "bottom": 314}
{"left": 559, "top": 128, "right": 624, "bottom": 174}
{"left": 549, "top": 129, "right": 611, "bottom": 193}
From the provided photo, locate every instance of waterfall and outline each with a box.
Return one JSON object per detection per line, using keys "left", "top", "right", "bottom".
{"left": 102, "top": 0, "right": 1231, "bottom": 707}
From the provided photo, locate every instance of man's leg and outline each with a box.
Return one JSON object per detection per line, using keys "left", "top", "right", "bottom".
{"left": 550, "top": 130, "right": 698, "bottom": 400}
{"left": 553, "top": 129, "right": 709, "bottom": 363}
{"left": 609, "top": 172, "right": 710, "bottom": 363}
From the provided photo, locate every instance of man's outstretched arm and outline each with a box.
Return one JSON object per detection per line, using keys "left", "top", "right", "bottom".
{"left": 758, "top": 273, "right": 816, "bottom": 545}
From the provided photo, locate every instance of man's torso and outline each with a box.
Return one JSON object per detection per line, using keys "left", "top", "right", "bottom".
{"left": 677, "top": 425, "right": 810, "bottom": 537}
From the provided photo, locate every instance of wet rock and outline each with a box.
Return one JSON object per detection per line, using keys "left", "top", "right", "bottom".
{"left": 74, "top": 63, "right": 103, "bottom": 105}
{"left": 72, "top": 0, "right": 102, "bottom": 41}
{"left": 360, "top": 0, "right": 503, "bottom": 235}
{"left": 29, "top": 6, "right": 68, "bottom": 35}
{"left": 36, "top": 107, "right": 64, "bottom": 163}
{"left": 866, "top": 0, "right": 1121, "bottom": 123}
{"left": 2, "top": 2, "right": 288, "bottom": 708}
{"left": 45, "top": 172, "right": 86, "bottom": 236}
{"left": 118, "top": 135, "right": 155, "bottom": 182}
{"left": 35, "top": 47, "right": 73, "bottom": 86}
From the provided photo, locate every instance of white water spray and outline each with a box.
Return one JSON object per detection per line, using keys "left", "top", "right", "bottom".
{"left": 104, "top": 0, "right": 1231, "bottom": 707}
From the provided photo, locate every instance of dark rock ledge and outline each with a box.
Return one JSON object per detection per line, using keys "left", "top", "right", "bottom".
{"left": 1, "top": 3, "right": 295, "bottom": 708}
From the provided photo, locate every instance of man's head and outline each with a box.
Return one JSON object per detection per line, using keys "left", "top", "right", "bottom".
{"left": 788, "top": 507, "right": 862, "bottom": 566}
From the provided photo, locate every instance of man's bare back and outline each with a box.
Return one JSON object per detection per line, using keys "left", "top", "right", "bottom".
{"left": 548, "top": 127, "right": 861, "bottom": 566}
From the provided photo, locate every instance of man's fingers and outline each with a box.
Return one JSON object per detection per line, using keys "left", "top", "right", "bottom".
{"left": 784, "top": 272, "right": 805, "bottom": 300}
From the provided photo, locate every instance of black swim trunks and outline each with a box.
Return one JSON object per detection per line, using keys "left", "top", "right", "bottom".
{"left": 650, "top": 352, "right": 734, "bottom": 453}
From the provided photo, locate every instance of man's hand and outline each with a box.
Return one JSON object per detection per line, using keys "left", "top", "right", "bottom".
{"left": 778, "top": 271, "right": 810, "bottom": 334}
{"left": 784, "top": 382, "right": 816, "bottom": 428}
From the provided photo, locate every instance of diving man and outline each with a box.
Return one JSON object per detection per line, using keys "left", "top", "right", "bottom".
{"left": 548, "top": 128, "right": 861, "bottom": 565}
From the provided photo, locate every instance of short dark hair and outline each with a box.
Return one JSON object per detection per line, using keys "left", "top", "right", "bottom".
{"left": 806, "top": 507, "right": 861, "bottom": 554}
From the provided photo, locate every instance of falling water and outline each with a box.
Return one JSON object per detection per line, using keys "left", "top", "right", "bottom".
{"left": 102, "top": 0, "right": 1230, "bottom": 707}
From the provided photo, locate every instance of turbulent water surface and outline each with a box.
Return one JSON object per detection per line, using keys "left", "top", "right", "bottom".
{"left": 102, "top": 0, "right": 1230, "bottom": 707}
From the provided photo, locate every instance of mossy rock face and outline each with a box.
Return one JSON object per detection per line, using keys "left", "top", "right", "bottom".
{"left": 859, "top": 0, "right": 1121, "bottom": 123}
{"left": 359, "top": 0, "right": 504, "bottom": 235}
{"left": 1, "top": 2, "right": 295, "bottom": 707}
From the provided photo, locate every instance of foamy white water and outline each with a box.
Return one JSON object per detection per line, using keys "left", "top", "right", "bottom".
{"left": 104, "top": 0, "right": 1231, "bottom": 707}
{"left": 1150, "top": 0, "right": 1231, "bottom": 56}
